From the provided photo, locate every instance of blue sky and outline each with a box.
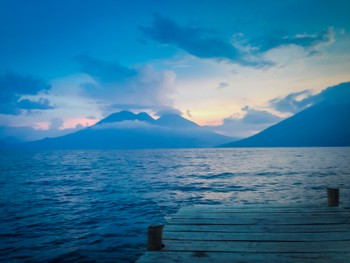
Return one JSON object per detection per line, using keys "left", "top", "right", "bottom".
{"left": 1, "top": 0, "right": 350, "bottom": 141}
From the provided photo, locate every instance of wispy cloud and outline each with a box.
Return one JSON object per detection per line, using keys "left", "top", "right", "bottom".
{"left": 250, "top": 27, "right": 335, "bottom": 56}
{"left": 75, "top": 56, "right": 177, "bottom": 115}
{"left": 0, "top": 123, "right": 84, "bottom": 143}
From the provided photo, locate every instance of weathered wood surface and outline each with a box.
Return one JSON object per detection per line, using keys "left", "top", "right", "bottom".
{"left": 138, "top": 251, "right": 350, "bottom": 263}
{"left": 137, "top": 205, "right": 350, "bottom": 262}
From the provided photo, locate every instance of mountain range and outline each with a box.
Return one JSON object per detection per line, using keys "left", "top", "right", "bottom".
{"left": 3, "top": 82, "right": 350, "bottom": 150}
{"left": 19, "top": 112, "right": 235, "bottom": 149}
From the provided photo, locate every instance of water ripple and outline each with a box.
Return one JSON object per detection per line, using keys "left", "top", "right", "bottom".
{"left": 0, "top": 148, "right": 350, "bottom": 262}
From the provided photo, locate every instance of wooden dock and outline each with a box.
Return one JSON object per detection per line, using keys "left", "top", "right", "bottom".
{"left": 137, "top": 204, "right": 350, "bottom": 262}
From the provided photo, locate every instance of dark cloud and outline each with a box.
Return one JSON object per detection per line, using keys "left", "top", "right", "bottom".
{"left": 0, "top": 71, "right": 50, "bottom": 101}
{"left": 186, "top": 110, "right": 192, "bottom": 118}
{"left": 270, "top": 81, "right": 350, "bottom": 114}
{"left": 49, "top": 118, "right": 64, "bottom": 130}
{"left": 17, "top": 98, "right": 54, "bottom": 111}
{"left": 205, "top": 107, "right": 283, "bottom": 138}
{"left": 0, "top": 71, "right": 53, "bottom": 115}
{"left": 155, "top": 108, "right": 182, "bottom": 116}
{"left": 240, "top": 106, "right": 283, "bottom": 124}
{"left": 75, "top": 55, "right": 137, "bottom": 83}
{"left": 140, "top": 16, "right": 335, "bottom": 68}
{"left": 106, "top": 104, "right": 182, "bottom": 118}
{"left": 109, "top": 104, "right": 152, "bottom": 111}
{"left": 140, "top": 15, "right": 271, "bottom": 68}
{"left": 217, "top": 82, "right": 230, "bottom": 89}
{"left": 251, "top": 27, "right": 334, "bottom": 55}
{"left": 269, "top": 90, "right": 313, "bottom": 113}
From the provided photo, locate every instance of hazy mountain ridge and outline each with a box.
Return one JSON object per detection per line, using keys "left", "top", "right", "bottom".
{"left": 19, "top": 111, "right": 234, "bottom": 149}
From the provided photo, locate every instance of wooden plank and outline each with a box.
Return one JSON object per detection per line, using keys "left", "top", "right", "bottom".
{"left": 163, "top": 231, "right": 350, "bottom": 242}
{"left": 178, "top": 206, "right": 347, "bottom": 214}
{"left": 168, "top": 216, "right": 350, "bottom": 225}
{"left": 173, "top": 211, "right": 350, "bottom": 219}
{"left": 179, "top": 204, "right": 345, "bottom": 209}
{"left": 176, "top": 207, "right": 350, "bottom": 214}
{"left": 162, "top": 240, "right": 350, "bottom": 253}
{"left": 178, "top": 205, "right": 346, "bottom": 210}
{"left": 165, "top": 223, "right": 350, "bottom": 233}
{"left": 138, "top": 205, "right": 350, "bottom": 262}
{"left": 137, "top": 251, "right": 350, "bottom": 263}
{"left": 181, "top": 204, "right": 320, "bottom": 208}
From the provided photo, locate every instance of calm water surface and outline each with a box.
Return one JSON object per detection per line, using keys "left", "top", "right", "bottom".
{"left": 1, "top": 148, "right": 350, "bottom": 262}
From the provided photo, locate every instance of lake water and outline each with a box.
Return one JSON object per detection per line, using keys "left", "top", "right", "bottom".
{"left": 1, "top": 148, "right": 350, "bottom": 262}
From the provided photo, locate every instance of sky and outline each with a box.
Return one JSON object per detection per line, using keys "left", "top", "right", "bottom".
{"left": 1, "top": 0, "right": 350, "bottom": 141}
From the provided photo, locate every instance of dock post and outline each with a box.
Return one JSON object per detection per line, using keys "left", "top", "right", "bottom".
{"left": 327, "top": 187, "right": 339, "bottom": 207}
{"left": 147, "top": 225, "right": 163, "bottom": 251}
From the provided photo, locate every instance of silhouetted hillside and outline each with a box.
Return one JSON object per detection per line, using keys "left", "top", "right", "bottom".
{"left": 156, "top": 114, "right": 199, "bottom": 128}
{"left": 221, "top": 101, "right": 350, "bottom": 147}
